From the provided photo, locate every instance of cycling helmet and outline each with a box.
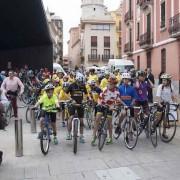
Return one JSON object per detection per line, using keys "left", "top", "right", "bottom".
{"left": 75, "top": 73, "right": 85, "bottom": 84}
{"left": 90, "top": 80, "right": 96, "bottom": 86}
{"left": 122, "top": 73, "right": 131, "bottom": 79}
{"left": 63, "top": 82, "right": 70, "bottom": 88}
{"left": 44, "top": 84, "right": 55, "bottom": 91}
{"left": 160, "top": 73, "right": 172, "bottom": 79}
{"left": 137, "top": 70, "right": 146, "bottom": 77}
{"left": 1, "top": 71, "right": 6, "bottom": 75}
{"left": 108, "top": 74, "right": 117, "bottom": 84}
{"left": 27, "top": 70, "right": 34, "bottom": 78}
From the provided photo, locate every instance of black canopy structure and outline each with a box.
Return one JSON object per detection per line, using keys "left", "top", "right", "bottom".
{"left": 0, "top": 0, "right": 53, "bottom": 70}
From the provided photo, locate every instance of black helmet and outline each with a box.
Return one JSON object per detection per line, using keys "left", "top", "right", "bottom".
{"left": 137, "top": 70, "right": 146, "bottom": 77}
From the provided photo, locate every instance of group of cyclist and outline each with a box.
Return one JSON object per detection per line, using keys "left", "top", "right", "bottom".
{"left": 0, "top": 66, "right": 178, "bottom": 156}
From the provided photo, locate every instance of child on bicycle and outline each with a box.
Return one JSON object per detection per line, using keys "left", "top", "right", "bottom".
{"left": 33, "top": 83, "right": 60, "bottom": 145}
{"left": 155, "top": 73, "right": 176, "bottom": 139}
{"left": 91, "top": 74, "right": 123, "bottom": 146}
{"left": 114, "top": 73, "right": 137, "bottom": 135}
{"left": 59, "top": 82, "right": 71, "bottom": 127}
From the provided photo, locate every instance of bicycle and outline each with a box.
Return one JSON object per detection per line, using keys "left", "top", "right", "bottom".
{"left": 97, "top": 105, "right": 109, "bottom": 151}
{"left": 26, "top": 105, "right": 41, "bottom": 123}
{"left": 113, "top": 106, "right": 138, "bottom": 150}
{"left": 155, "top": 102, "right": 178, "bottom": 143}
{"left": 32, "top": 108, "right": 59, "bottom": 155}
{"left": 67, "top": 101, "right": 84, "bottom": 154}
{"left": 84, "top": 100, "right": 94, "bottom": 129}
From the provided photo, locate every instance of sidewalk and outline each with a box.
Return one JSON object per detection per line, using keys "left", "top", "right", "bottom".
{"left": 0, "top": 106, "right": 180, "bottom": 180}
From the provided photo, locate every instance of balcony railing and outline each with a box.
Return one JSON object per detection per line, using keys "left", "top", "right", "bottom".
{"left": 124, "top": 10, "right": 133, "bottom": 24}
{"left": 124, "top": 42, "right": 133, "bottom": 55}
{"left": 102, "top": 55, "right": 114, "bottom": 61}
{"left": 88, "top": 54, "right": 100, "bottom": 61}
{"left": 168, "top": 13, "right": 180, "bottom": 38}
{"left": 139, "top": 32, "right": 153, "bottom": 49}
{"left": 137, "top": 0, "right": 153, "bottom": 9}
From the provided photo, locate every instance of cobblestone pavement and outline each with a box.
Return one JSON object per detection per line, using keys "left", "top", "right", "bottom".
{"left": 0, "top": 103, "right": 180, "bottom": 180}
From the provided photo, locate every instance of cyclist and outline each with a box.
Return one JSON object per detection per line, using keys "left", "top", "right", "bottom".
{"left": 66, "top": 73, "right": 87, "bottom": 143}
{"left": 68, "top": 72, "right": 75, "bottom": 84}
{"left": 114, "top": 73, "right": 137, "bottom": 135}
{"left": 59, "top": 82, "right": 71, "bottom": 127}
{"left": 33, "top": 84, "right": 60, "bottom": 145}
{"left": 1, "top": 70, "right": 24, "bottom": 118}
{"left": 114, "top": 69, "right": 122, "bottom": 85}
{"left": 134, "top": 70, "right": 154, "bottom": 129}
{"left": 91, "top": 74, "right": 122, "bottom": 146}
{"left": 100, "top": 73, "right": 109, "bottom": 91}
{"left": 88, "top": 68, "right": 99, "bottom": 84}
{"left": 155, "top": 73, "right": 176, "bottom": 139}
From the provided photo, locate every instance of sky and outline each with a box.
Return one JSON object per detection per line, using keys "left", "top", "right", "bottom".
{"left": 42, "top": 0, "right": 121, "bottom": 55}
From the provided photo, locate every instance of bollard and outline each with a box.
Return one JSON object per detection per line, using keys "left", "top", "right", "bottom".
{"left": 15, "top": 119, "right": 23, "bottom": 157}
{"left": 30, "top": 109, "right": 37, "bottom": 133}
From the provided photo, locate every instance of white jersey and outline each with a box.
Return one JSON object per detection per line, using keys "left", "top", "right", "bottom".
{"left": 156, "top": 84, "right": 175, "bottom": 103}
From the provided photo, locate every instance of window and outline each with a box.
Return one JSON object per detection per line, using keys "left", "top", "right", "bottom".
{"left": 91, "top": 49, "right": 97, "bottom": 59}
{"left": 161, "top": 1, "right": 166, "bottom": 28}
{"left": 146, "top": 51, "right": 151, "bottom": 68}
{"left": 104, "top": 36, "right": 110, "bottom": 47}
{"left": 104, "top": 49, "right": 110, "bottom": 59}
{"left": 119, "top": 21, "right": 121, "bottom": 30}
{"left": 91, "top": 36, "right": 97, "bottom": 47}
{"left": 137, "top": 56, "right": 140, "bottom": 70}
{"left": 91, "top": 24, "right": 110, "bottom": 31}
{"left": 137, "top": 22, "right": 140, "bottom": 41}
{"left": 161, "top": 48, "right": 166, "bottom": 72}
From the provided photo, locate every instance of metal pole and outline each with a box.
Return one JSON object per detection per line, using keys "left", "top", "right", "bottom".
{"left": 30, "top": 109, "right": 37, "bottom": 133}
{"left": 15, "top": 119, "right": 23, "bottom": 157}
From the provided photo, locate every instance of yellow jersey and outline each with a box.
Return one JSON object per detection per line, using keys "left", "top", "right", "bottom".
{"left": 100, "top": 78, "right": 108, "bottom": 91}
{"left": 59, "top": 89, "right": 71, "bottom": 101}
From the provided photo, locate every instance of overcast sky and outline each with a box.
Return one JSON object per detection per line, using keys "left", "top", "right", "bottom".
{"left": 42, "top": 0, "right": 121, "bottom": 55}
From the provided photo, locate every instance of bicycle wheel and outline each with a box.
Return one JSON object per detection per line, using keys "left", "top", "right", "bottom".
{"left": 113, "top": 117, "right": 121, "bottom": 139}
{"left": 124, "top": 118, "right": 138, "bottom": 150}
{"left": 98, "top": 120, "right": 108, "bottom": 151}
{"left": 25, "top": 107, "right": 31, "bottom": 123}
{"left": 84, "top": 108, "right": 92, "bottom": 129}
{"left": 149, "top": 115, "right": 157, "bottom": 148}
{"left": 40, "top": 127, "right": 50, "bottom": 155}
{"left": 73, "top": 120, "right": 78, "bottom": 154}
{"left": 5, "top": 104, "right": 12, "bottom": 125}
{"left": 159, "top": 113, "right": 176, "bottom": 143}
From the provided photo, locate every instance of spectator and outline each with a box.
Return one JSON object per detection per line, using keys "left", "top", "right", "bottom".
{"left": 1, "top": 70, "right": 24, "bottom": 118}
{"left": 145, "top": 68, "right": 155, "bottom": 103}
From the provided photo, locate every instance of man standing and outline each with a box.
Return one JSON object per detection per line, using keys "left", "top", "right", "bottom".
{"left": 146, "top": 68, "right": 155, "bottom": 103}
{"left": 1, "top": 70, "right": 24, "bottom": 118}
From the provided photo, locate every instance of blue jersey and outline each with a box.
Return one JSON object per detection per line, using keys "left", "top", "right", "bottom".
{"left": 119, "top": 84, "right": 137, "bottom": 106}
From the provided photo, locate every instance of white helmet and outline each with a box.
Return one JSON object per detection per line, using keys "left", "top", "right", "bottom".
{"left": 75, "top": 72, "right": 85, "bottom": 83}
{"left": 122, "top": 73, "right": 131, "bottom": 79}
{"left": 160, "top": 73, "right": 172, "bottom": 79}
{"left": 90, "top": 80, "right": 96, "bottom": 86}
{"left": 44, "top": 84, "right": 55, "bottom": 91}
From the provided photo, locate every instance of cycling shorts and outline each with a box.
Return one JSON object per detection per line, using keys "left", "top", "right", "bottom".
{"left": 96, "top": 105, "right": 112, "bottom": 117}
{"left": 68, "top": 105, "right": 84, "bottom": 118}
{"left": 40, "top": 111, "right": 56, "bottom": 123}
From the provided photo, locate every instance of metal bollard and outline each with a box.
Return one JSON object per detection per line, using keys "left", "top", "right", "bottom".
{"left": 15, "top": 119, "right": 23, "bottom": 157}
{"left": 30, "top": 109, "right": 37, "bottom": 133}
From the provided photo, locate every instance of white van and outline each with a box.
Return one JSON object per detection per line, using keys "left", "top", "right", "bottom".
{"left": 108, "top": 59, "right": 134, "bottom": 73}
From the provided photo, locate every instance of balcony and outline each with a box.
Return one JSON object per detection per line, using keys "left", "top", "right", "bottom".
{"left": 168, "top": 13, "right": 180, "bottom": 38}
{"left": 124, "top": 42, "right": 133, "bottom": 55}
{"left": 102, "top": 55, "right": 114, "bottom": 61}
{"left": 124, "top": 10, "right": 133, "bottom": 24}
{"left": 137, "top": 0, "right": 153, "bottom": 9}
{"left": 139, "top": 32, "right": 153, "bottom": 49}
{"left": 88, "top": 54, "right": 100, "bottom": 61}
